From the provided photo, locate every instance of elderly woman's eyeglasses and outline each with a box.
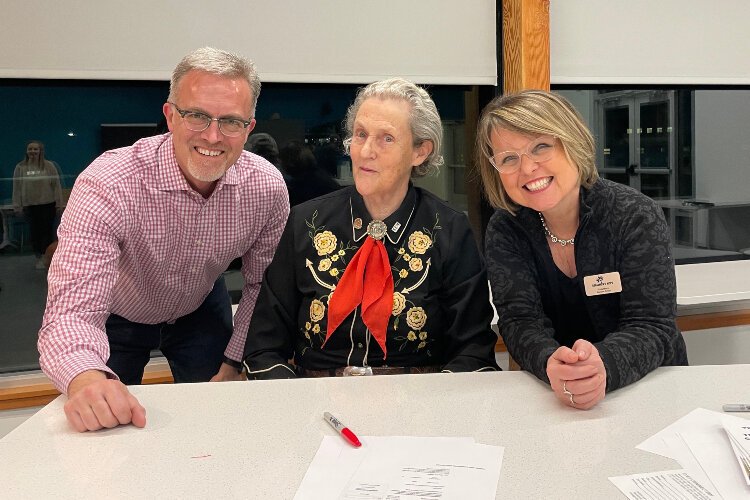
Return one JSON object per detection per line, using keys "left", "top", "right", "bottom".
{"left": 489, "top": 136, "right": 557, "bottom": 174}
{"left": 168, "top": 102, "right": 252, "bottom": 137}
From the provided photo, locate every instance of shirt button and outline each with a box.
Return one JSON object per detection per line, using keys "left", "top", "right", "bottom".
{"left": 196, "top": 240, "right": 202, "bottom": 246}
{"left": 357, "top": 343, "right": 363, "bottom": 348}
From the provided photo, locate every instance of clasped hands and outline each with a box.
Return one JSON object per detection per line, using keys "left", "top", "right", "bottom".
{"left": 546, "top": 339, "right": 606, "bottom": 410}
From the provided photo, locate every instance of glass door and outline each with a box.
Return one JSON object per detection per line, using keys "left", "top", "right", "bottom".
{"left": 596, "top": 90, "right": 676, "bottom": 199}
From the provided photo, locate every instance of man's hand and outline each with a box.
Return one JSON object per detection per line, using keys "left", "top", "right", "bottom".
{"left": 546, "top": 340, "right": 607, "bottom": 410}
{"left": 64, "top": 370, "right": 146, "bottom": 432}
{"left": 209, "top": 362, "right": 246, "bottom": 382}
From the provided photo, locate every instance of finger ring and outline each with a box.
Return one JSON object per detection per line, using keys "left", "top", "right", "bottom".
{"left": 569, "top": 393, "right": 576, "bottom": 406}
{"left": 562, "top": 381, "right": 572, "bottom": 396}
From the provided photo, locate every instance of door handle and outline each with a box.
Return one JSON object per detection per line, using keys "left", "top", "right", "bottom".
{"left": 626, "top": 164, "right": 637, "bottom": 176}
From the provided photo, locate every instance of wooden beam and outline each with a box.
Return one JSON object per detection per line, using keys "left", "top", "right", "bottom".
{"left": 0, "top": 369, "right": 174, "bottom": 411}
{"left": 502, "top": 0, "right": 550, "bottom": 92}
{"left": 677, "top": 309, "right": 750, "bottom": 332}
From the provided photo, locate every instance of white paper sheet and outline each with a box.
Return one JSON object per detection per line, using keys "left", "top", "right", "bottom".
{"left": 609, "top": 470, "right": 720, "bottom": 500}
{"left": 633, "top": 408, "right": 750, "bottom": 499}
{"left": 294, "top": 436, "right": 504, "bottom": 500}
{"left": 680, "top": 429, "right": 750, "bottom": 499}
{"left": 721, "top": 416, "right": 750, "bottom": 485}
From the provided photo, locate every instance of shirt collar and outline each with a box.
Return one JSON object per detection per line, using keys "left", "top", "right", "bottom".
{"left": 350, "top": 183, "right": 417, "bottom": 245}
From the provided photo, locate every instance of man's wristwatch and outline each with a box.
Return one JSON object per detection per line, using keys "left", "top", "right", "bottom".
{"left": 222, "top": 356, "right": 245, "bottom": 374}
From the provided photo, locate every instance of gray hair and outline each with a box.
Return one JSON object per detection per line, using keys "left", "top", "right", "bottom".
{"left": 343, "top": 78, "right": 444, "bottom": 177}
{"left": 168, "top": 47, "right": 261, "bottom": 116}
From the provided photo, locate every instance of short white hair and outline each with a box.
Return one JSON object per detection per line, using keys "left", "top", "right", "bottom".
{"left": 343, "top": 78, "right": 444, "bottom": 177}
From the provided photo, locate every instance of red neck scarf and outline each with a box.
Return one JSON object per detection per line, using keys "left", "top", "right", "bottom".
{"left": 325, "top": 233, "right": 393, "bottom": 359}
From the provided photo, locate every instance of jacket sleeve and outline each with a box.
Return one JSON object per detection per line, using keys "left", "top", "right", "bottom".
{"left": 592, "top": 196, "right": 687, "bottom": 391}
{"left": 485, "top": 210, "right": 559, "bottom": 383}
{"left": 242, "top": 213, "right": 300, "bottom": 380}
{"left": 439, "top": 213, "right": 500, "bottom": 372}
{"left": 49, "top": 161, "right": 64, "bottom": 208}
{"left": 12, "top": 164, "right": 23, "bottom": 208}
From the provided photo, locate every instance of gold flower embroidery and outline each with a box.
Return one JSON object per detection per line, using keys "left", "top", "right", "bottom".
{"left": 392, "top": 292, "right": 406, "bottom": 316}
{"left": 310, "top": 299, "right": 325, "bottom": 322}
{"left": 407, "top": 331, "right": 417, "bottom": 341}
{"left": 408, "top": 231, "right": 432, "bottom": 255}
{"left": 305, "top": 322, "right": 312, "bottom": 330}
{"left": 409, "top": 258, "right": 423, "bottom": 272}
{"left": 331, "top": 254, "right": 339, "bottom": 262}
{"left": 398, "top": 248, "right": 405, "bottom": 255}
{"left": 312, "top": 324, "right": 321, "bottom": 334}
{"left": 318, "top": 258, "right": 331, "bottom": 272}
{"left": 338, "top": 250, "right": 345, "bottom": 256}
{"left": 330, "top": 268, "right": 340, "bottom": 277}
{"left": 314, "top": 231, "right": 337, "bottom": 256}
{"left": 402, "top": 253, "right": 411, "bottom": 262}
{"left": 406, "top": 307, "right": 427, "bottom": 330}
{"left": 419, "top": 331, "right": 427, "bottom": 341}
{"left": 399, "top": 269, "right": 408, "bottom": 279}
{"left": 418, "top": 341, "right": 426, "bottom": 349}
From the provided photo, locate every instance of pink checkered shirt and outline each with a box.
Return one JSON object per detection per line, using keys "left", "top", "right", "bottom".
{"left": 38, "top": 134, "right": 289, "bottom": 393}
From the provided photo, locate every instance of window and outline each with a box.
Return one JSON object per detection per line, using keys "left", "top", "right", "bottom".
{"left": 556, "top": 87, "right": 750, "bottom": 264}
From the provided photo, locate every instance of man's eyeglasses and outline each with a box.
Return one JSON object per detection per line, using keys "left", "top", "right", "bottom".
{"left": 489, "top": 136, "right": 557, "bottom": 174}
{"left": 168, "top": 102, "right": 252, "bottom": 137}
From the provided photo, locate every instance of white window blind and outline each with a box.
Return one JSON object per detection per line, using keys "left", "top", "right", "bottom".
{"left": 1, "top": 0, "right": 497, "bottom": 85}
{"left": 550, "top": 0, "right": 750, "bottom": 85}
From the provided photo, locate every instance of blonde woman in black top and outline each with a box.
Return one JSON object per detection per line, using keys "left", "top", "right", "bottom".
{"left": 477, "top": 90, "right": 688, "bottom": 410}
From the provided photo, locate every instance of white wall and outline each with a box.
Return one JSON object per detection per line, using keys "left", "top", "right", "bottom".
{"left": 1, "top": 0, "right": 496, "bottom": 85}
{"left": 683, "top": 326, "right": 750, "bottom": 366}
{"left": 0, "top": 407, "right": 40, "bottom": 439}
{"left": 555, "top": 90, "right": 594, "bottom": 128}
{"left": 694, "top": 90, "right": 750, "bottom": 203}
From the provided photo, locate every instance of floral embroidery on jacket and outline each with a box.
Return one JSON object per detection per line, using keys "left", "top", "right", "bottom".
{"left": 390, "top": 213, "right": 441, "bottom": 352}
{"left": 302, "top": 210, "right": 442, "bottom": 355}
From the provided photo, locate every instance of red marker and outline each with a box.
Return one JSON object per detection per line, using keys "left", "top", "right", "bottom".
{"left": 323, "top": 412, "right": 361, "bottom": 447}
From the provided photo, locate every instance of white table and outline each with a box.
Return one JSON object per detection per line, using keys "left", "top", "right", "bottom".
{"left": 1, "top": 365, "right": 748, "bottom": 499}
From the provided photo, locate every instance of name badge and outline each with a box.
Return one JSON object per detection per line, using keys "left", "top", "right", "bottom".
{"left": 583, "top": 271, "right": 622, "bottom": 296}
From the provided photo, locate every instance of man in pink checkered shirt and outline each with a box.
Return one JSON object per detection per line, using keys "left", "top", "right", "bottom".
{"left": 38, "top": 47, "right": 289, "bottom": 432}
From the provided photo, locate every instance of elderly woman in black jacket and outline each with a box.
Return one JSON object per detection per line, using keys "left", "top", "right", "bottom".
{"left": 243, "top": 78, "right": 499, "bottom": 379}
{"left": 477, "top": 90, "right": 687, "bottom": 410}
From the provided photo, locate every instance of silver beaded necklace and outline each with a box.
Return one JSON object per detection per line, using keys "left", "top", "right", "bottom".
{"left": 538, "top": 212, "right": 575, "bottom": 247}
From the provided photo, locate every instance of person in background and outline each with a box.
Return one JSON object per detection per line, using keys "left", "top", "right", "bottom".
{"left": 12, "top": 140, "right": 63, "bottom": 269}
{"left": 246, "top": 132, "right": 281, "bottom": 169}
{"left": 279, "top": 140, "right": 341, "bottom": 206}
{"left": 243, "top": 78, "right": 498, "bottom": 379}
{"left": 38, "top": 47, "right": 289, "bottom": 432}
{"left": 477, "top": 90, "right": 688, "bottom": 410}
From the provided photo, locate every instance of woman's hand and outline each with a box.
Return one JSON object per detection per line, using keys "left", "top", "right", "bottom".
{"left": 546, "top": 339, "right": 607, "bottom": 410}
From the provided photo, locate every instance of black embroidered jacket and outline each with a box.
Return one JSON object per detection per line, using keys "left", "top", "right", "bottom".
{"left": 243, "top": 185, "right": 499, "bottom": 378}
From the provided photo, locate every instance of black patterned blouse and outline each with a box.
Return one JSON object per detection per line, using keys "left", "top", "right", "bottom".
{"left": 243, "top": 185, "right": 499, "bottom": 379}
{"left": 485, "top": 179, "right": 688, "bottom": 391}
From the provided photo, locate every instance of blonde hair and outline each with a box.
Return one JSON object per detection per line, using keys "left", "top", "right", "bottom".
{"left": 23, "top": 140, "right": 46, "bottom": 166}
{"left": 476, "top": 90, "right": 598, "bottom": 213}
{"left": 343, "top": 78, "right": 444, "bottom": 177}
